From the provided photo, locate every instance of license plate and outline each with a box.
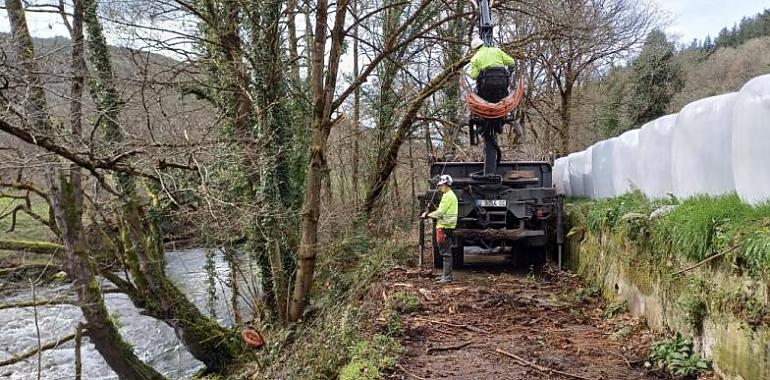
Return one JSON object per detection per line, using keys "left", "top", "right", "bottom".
{"left": 477, "top": 199, "right": 507, "bottom": 207}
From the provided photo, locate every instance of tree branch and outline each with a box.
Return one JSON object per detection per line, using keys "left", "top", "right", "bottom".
{"left": 0, "top": 239, "right": 63, "bottom": 254}
{"left": 0, "top": 332, "right": 79, "bottom": 367}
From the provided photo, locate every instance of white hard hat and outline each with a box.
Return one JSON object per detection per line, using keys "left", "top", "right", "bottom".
{"left": 437, "top": 174, "right": 453, "bottom": 186}
{"left": 471, "top": 37, "right": 484, "bottom": 49}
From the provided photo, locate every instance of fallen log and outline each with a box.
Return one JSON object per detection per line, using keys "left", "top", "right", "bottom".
{"left": 495, "top": 348, "right": 594, "bottom": 380}
{"left": 426, "top": 341, "right": 471, "bottom": 354}
{"left": 413, "top": 317, "right": 487, "bottom": 334}
{"left": 0, "top": 263, "right": 61, "bottom": 276}
{"left": 0, "top": 298, "right": 76, "bottom": 310}
{"left": 0, "top": 239, "right": 62, "bottom": 254}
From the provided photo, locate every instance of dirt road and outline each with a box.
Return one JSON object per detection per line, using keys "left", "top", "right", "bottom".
{"left": 387, "top": 255, "right": 661, "bottom": 380}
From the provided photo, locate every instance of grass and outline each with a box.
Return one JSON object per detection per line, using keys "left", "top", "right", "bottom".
{"left": 0, "top": 196, "right": 56, "bottom": 267}
{"left": 338, "top": 334, "right": 404, "bottom": 380}
{"left": 570, "top": 192, "right": 770, "bottom": 275}
{"left": 389, "top": 290, "right": 422, "bottom": 314}
{"left": 568, "top": 192, "right": 770, "bottom": 330}
{"left": 0, "top": 196, "right": 55, "bottom": 241}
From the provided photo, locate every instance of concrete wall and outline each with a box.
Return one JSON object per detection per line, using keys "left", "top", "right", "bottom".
{"left": 568, "top": 232, "right": 770, "bottom": 380}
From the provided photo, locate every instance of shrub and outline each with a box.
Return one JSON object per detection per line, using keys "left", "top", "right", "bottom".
{"left": 649, "top": 333, "right": 710, "bottom": 379}
{"left": 389, "top": 290, "right": 422, "bottom": 314}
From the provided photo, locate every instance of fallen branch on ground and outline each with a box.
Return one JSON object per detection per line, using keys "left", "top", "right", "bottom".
{"left": 495, "top": 348, "right": 594, "bottom": 380}
{"left": 426, "top": 341, "right": 470, "bottom": 354}
{"left": 0, "top": 239, "right": 63, "bottom": 254}
{"left": 0, "top": 298, "right": 76, "bottom": 310}
{"left": 396, "top": 364, "right": 427, "bottom": 380}
{"left": 0, "top": 332, "right": 79, "bottom": 367}
{"left": 608, "top": 351, "right": 632, "bottom": 368}
{"left": 0, "top": 263, "right": 62, "bottom": 276}
{"left": 669, "top": 244, "right": 741, "bottom": 276}
{"left": 413, "top": 317, "right": 487, "bottom": 334}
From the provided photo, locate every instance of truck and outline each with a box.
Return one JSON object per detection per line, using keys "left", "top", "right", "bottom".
{"left": 419, "top": 160, "right": 562, "bottom": 268}
{"left": 417, "top": 0, "right": 564, "bottom": 268}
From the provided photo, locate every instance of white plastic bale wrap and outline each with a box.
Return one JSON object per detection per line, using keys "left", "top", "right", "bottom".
{"left": 671, "top": 93, "right": 738, "bottom": 198}
{"left": 568, "top": 152, "right": 586, "bottom": 197}
{"left": 580, "top": 146, "right": 595, "bottom": 198}
{"left": 637, "top": 114, "right": 678, "bottom": 199}
{"left": 732, "top": 75, "right": 770, "bottom": 205}
{"left": 611, "top": 129, "right": 640, "bottom": 195}
{"left": 591, "top": 139, "right": 616, "bottom": 198}
{"left": 553, "top": 157, "right": 568, "bottom": 195}
{"left": 561, "top": 157, "right": 572, "bottom": 197}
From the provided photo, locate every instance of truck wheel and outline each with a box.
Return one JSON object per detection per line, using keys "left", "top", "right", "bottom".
{"left": 452, "top": 238, "right": 464, "bottom": 269}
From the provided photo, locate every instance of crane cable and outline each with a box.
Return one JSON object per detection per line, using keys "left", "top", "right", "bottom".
{"left": 461, "top": 75, "right": 526, "bottom": 119}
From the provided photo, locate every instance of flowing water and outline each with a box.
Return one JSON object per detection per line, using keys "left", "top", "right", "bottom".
{"left": 0, "top": 249, "right": 252, "bottom": 380}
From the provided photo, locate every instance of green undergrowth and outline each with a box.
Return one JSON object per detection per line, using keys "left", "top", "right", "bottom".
{"left": 338, "top": 334, "right": 404, "bottom": 380}
{"left": 568, "top": 191, "right": 770, "bottom": 330}
{"left": 568, "top": 193, "right": 770, "bottom": 378}
{"left": 649, "top": 333, "right": 711, "bottom": 379}
{"left": 569, "top": 191, "right": 770, "bottom": 277}
{"left": 248, "top": 229, "right": 413, "bottom": 380}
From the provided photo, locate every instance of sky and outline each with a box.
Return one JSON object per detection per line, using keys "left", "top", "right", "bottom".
{"left": 1, "top": 0, "right": 768, "bottom": 48}
{"left": 661, "top": 0, "right": 769, "bottom": 44}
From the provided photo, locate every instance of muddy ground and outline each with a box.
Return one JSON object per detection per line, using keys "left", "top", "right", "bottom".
{"left": 383, "top": 254, "right": 667, "bottom": 380}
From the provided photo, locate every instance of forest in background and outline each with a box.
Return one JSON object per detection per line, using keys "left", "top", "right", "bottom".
{"left": 567, "top": 8, "right": 770, "bottom": 150}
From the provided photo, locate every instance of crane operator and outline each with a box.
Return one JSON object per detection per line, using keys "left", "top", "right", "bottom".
{"left": 468, "top": 37, "right": 515, "bottom": 103}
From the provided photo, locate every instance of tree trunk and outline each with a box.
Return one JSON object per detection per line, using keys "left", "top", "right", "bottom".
{"left": 361, "top": 58, "right": 469, "bottom": 218}
{"left": 351, "top": 0, "right": 361, "bottom": 206}
{"left": 558, "top": 83, "right": 573, "bottom": 156}
{"left": 289, "top": 121, "right": 330, "bottom": 321}
{"left": 49, "top": 175, "right": 167, "bottom": 380}
{"left": 286, "top": 0, "right": 301, "bottom": 84}
{"left": 6, "top": 2, "right": 168, "bottom": 379}
{"left": 289, "top": 0, "right": 350, "bottom": 322}
{"left": 81, "top": 0, "right": 241, "bottom": 370}
{"left": 408, "top": 141, "right": 416, "bottom": 222}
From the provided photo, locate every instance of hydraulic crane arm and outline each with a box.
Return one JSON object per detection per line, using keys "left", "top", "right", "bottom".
{"left": 477, "top": 0, "right": 495, "bottom": 45}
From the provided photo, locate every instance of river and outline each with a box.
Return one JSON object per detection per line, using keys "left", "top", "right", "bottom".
{"left": 0, "top": 249, "right": 252, "bottom": 380}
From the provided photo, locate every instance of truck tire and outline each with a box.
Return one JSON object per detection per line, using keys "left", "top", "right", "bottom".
{"left": 452, "top": 238, "right": 464, "bottom": 269}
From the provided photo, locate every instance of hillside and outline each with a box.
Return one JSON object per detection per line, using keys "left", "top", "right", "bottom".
{"left": 562, "top": 9, "right": 770, "bottom": 151}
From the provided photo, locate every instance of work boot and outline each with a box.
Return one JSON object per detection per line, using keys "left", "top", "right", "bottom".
{"left": 435, "top": 256, "right": 453, "bottom": 284}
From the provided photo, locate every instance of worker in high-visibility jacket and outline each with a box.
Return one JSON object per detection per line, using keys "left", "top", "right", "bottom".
{"left": 421, "top": 174, "right": 459, "bottom": 284}
{"left": 469, "top": 37, "right": 515, "bottom": 103}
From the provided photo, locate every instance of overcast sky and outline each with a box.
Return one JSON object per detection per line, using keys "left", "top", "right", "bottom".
{"left": 662, "top": 0, "right": 769, "bottom": 44}
{"left": 1, "top": 1, "right": 768, "bottom": 47}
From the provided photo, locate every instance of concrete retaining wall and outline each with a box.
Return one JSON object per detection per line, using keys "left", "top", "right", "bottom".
{"left": 567, "top": 232, "right": 770, "bottom": 380}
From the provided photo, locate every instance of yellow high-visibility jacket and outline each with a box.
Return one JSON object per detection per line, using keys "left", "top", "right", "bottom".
{"left": 469, "top": 46, "right": 515, "bottom": 79}
{"left": 429, "top": 189, "right": 458, "bottom": 229}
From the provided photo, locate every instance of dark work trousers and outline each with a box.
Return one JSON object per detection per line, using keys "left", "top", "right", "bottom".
{"left": 437, "top": 228, "right": 455, "bottom": 258}
{"left": 476, "top": 67, "right": 510, "bottom": 103}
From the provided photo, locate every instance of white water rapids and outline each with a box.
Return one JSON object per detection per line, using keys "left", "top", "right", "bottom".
{"left": 0, "top": 249, "right": 252, "bottom": 380}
